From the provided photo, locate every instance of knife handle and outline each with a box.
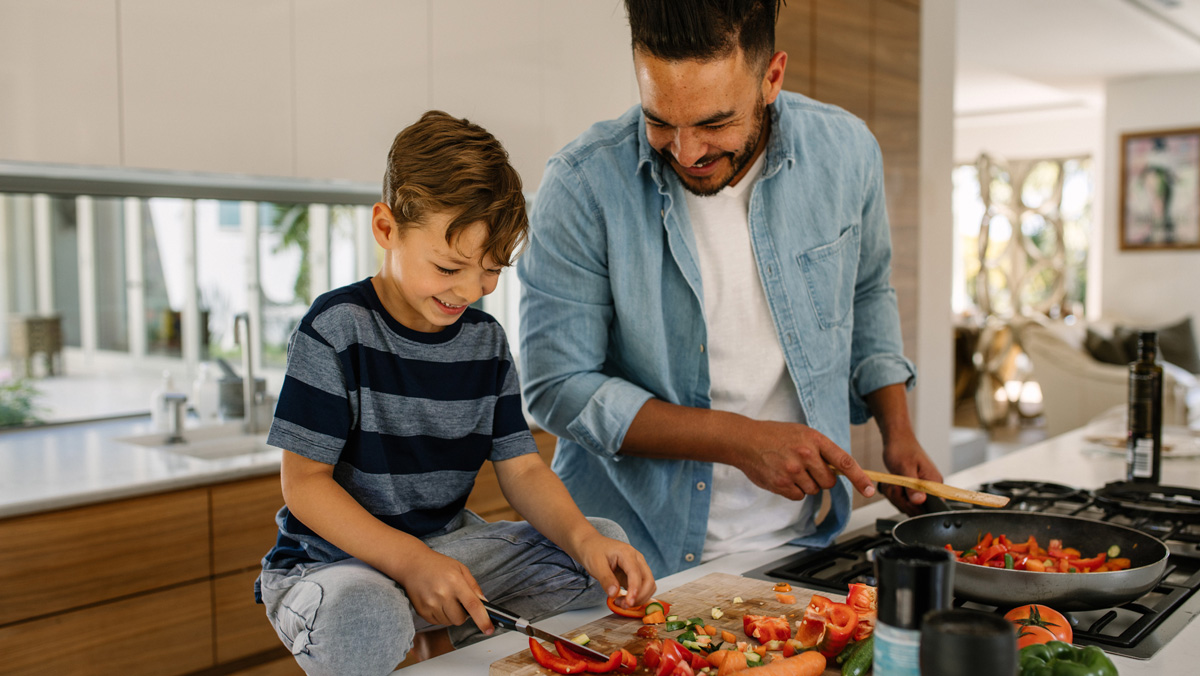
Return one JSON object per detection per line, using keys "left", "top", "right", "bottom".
{"left": 480, "top": 599, "right": 525, "bottom": 632}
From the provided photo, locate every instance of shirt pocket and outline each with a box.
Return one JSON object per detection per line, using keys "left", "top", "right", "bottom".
{"left": 796, "top": 223, "right": 860, "bottom": 330}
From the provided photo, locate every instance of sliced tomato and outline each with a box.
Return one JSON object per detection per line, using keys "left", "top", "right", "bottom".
{"left": 529, "top": 637, "right": 587, "bottom": 674}
{"left": 643, "top": 639, "right": 662, "bottom": 669}
{"left": 636, "top": 625, "right": 659, "bottom": 639}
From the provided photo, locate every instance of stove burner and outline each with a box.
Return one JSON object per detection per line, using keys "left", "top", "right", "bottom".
{"left": 977, "top": 480, "right": 1091, "bottom": 507}
{"left": 1095, "top": 481, "right": 1200, "bottom": 524}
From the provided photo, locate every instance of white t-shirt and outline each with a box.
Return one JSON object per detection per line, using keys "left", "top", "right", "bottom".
{"left": 685, "top": 152, "right": 818, "bottom": 561}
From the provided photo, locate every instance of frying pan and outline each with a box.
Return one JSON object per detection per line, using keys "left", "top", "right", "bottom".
{"left": 891, "top": 510, "right": 1170, "bottom": 611}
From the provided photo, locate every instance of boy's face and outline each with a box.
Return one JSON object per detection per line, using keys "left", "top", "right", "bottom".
{"left": 371, "top": 205, "right": 501, "bottom": 333}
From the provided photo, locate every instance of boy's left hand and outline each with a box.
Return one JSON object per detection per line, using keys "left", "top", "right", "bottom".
{"left": 573, "top": 532, "right": 656, "bottom": 609}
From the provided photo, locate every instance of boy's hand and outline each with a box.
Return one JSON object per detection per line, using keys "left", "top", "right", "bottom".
{"left": 573, "top": 531, "right": 656, "bottom": 609}
{"left": 390, "top": 547, "right": 494, "bottom": 635}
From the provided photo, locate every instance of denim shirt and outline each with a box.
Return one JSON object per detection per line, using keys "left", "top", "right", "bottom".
{"left": 518, "top": 91, "right": 916, "bottom": 577}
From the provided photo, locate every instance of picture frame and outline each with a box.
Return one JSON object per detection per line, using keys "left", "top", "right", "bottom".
{"left": 1119, "top": 126, "right": 1200, "bottom": 250}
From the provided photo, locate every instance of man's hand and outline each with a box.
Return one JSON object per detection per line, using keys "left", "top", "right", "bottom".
{"left": 570, "top": 531, "right": 657, "bottom": 609}
{"left": 387, "top": 547, "right": 494, "bottom": 635}
{"left": 733, "top": 420, "right": 877, "bottom": 501}
{"left": 879, "top": 433, "right": 943, "bottom": 516}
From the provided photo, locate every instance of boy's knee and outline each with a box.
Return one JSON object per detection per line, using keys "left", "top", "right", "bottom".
{"left": 587, "top": 516, "right": 629, "bottom": 544}
{"left": 291, "top": 572, "right": 414, "bottom": 675}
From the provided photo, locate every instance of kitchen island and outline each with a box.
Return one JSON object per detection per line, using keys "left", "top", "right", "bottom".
{"left": 394, "top": 426, "right": 1200, "bottom": 675}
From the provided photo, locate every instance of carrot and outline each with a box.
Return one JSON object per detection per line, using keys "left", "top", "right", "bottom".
{"left": 721, "top": 630, "right": 738, "bottom": 644}
{"left": 642, "top": 610, "right": 665, "bottom": 624}
{"left": 775, "top": 593, "right": 796, "bottom": 604}
{"left": 717, "top": 650, "right": 749, "bottom": 676}
{"left": 708, "top": 650, "right": 731, "bottom": 668}
{"left": 733, "top": 651, "right": 826, "bottom": 676}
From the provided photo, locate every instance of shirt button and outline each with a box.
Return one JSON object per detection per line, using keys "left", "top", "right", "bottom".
{"left": 685, "top": 553, "right": 695, "bottom": 562}
{"left": 697, "top": 481, "right": 706, "bottom": 491}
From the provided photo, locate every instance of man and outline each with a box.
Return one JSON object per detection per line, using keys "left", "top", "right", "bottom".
{"left": 518, "top": 0, "right": 942, "bottom": 577}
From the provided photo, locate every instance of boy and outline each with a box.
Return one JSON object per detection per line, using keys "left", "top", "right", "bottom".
{"left": 256, "top": 110, "right": 654, "bottom": 676}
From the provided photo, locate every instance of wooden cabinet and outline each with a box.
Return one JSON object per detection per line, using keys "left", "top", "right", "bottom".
{"left": 212, "top": 475, "right": 285, "bottom": 574}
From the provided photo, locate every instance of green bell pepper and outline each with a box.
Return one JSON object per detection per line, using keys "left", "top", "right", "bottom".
{"left": 1019, "top": 641, "right": 1118, "bottom": 676}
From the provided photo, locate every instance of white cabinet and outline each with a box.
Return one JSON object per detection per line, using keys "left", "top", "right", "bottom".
{"left": 0, "top": 0, "right": 122, "bottom": 166}
{"left": 118, "top": 0, "right": 294, "bottom": 175}
{"left": 293, "top": 0, "right": 430, "bottom": 183}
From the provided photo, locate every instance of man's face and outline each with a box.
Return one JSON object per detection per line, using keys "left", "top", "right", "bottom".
{"left": 634, "top": 47, "right": 780, "bottom": 196}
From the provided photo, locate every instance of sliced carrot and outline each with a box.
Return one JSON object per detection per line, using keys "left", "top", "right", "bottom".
{"left": 721, "top": 630, "right": 738, "bottom": 644}
{"left": 708, "top": 650, "right": 731, "bottom": 668}
{"left": 717, "top": 650, "right": 749, "bottom": 676}
{"left": 702, "top": 624, "right": 718, "bottom": 636}
{"left": 773, "top": 582, "right": 792, "bottom": 592}
{"left": 733, "top": 650, "right": 826, "bottom": 676}
{"left": 642, "top": 610, "right": 665, "bottom": 624}
{"left": 775, "top": 593, "right": 796, "bottom": 604}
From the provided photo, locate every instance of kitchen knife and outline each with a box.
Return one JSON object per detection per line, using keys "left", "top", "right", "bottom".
{"left": 479, "top": 599, "right": 611, "bottom": 662}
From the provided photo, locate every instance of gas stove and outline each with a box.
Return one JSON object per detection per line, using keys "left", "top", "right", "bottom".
{"left": 743, "top": 480, "right": 1200, "bottom": 659}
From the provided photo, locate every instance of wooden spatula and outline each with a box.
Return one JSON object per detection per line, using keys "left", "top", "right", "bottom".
{"left": 829, "top": 465, "right": 1010, "bottom": 508}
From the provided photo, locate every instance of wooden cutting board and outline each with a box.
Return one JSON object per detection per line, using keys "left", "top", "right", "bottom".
{"left": 488, "top": 572, "right": 847, "bottom": 675}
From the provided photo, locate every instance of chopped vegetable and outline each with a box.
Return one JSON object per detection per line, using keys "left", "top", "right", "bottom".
{"left": 734, "top": 597, "right": 743, "bottom": 604}
{"left": 530, "top": 636, "right": 587, "bottom": 674}
{"left": 775, "top": 593, "right": 796, "bottom": 604}
{"left": 644, "top": 610, "right": 667, "bottom": 625}
{"left": 606, "top": 594, "right": 647, "bottom": 618}
{"left": 728, "top": 650, "right": 825, "bottom": 676}
{"left": 773, "top": 582, "right": 792, "bottom": 593}
{"left": 839, "top": 636, "right": 873, "bottom": 676}
{"left": 711, "top": 606, "right": 725, "bottom": 620}
{"left": 948, "top": 534, "right": 1132, "bottom": 573}
{"left": 742, "top": 614, "right": 791, "bottom": 644}
{"left": 572, "top": 633, "right": 591, "bottom": 645}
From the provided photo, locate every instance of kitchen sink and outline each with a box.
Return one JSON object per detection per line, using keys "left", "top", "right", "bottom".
{"left": 114, "top": 422, "right": 274, "bottom": 460}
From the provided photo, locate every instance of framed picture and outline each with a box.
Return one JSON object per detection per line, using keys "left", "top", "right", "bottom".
{"left": 1119, "top": 126, "right": 1200, "bottom": 250}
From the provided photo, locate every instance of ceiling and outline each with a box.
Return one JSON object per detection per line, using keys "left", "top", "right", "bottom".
{"left": 956, "top": 0, "right": 1200, "bottom": 117}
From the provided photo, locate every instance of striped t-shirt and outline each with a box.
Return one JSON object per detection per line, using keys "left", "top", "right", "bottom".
{"left": 261, "top": 278, "right": 536, "bottom": 570}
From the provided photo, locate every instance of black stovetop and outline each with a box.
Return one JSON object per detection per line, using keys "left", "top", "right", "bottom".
{"left": 742, "top": 480, "right": 1200, "bottom": 660}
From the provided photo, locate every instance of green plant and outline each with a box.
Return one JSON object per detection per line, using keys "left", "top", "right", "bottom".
{"left": 0, "top": 377, "right": 43, "bottom": 427}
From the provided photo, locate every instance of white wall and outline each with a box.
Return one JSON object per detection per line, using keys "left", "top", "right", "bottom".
{"left": 917, "top": 0, "right": 956, "bottom": 475}
{"left": 1101, "top": 71, "right": 1200, "bottom": 327}
{"left": 955, "top": 108, "right": 1102, "bottom": 165}
{"left": 0, "top": 0, "right": 638, "bottom": 190}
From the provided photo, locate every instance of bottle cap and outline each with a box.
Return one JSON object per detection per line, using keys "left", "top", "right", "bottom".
{"left": 874, "top": 543, "right": 955, "bottom": 629}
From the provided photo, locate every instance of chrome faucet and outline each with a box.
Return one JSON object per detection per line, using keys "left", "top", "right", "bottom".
{"left": 233, "top": 313, "right": 259, "bottom": 434}
{"left": 162, "top": 392, "right": 188, "bottom": 444}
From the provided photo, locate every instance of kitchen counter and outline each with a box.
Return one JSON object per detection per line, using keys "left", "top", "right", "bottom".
{"left": 0, "top": 417, "right": 281, "bottom": 518}
{"left": 396, "top": 426, "right": 1200, "bottom": 675}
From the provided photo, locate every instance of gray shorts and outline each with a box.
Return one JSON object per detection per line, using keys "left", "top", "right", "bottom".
{"left": 257, "top": 511, "right": 625, "bottom": 676}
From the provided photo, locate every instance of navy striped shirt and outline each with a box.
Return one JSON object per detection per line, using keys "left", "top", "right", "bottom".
{"left": 262, "top": 278, "right": 536, "bottom": 570}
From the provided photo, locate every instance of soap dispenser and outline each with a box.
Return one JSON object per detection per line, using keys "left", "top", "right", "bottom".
{"left": 191, "top": 362, "right": 220, "bottom": 424}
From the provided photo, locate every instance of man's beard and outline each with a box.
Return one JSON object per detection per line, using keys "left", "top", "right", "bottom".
{"left": 665, "top": 98, "right": 768, "bottom": 197}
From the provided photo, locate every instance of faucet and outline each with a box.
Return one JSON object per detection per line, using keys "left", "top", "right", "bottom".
{"left": 162, "top": 392, "right": 188, "bottom": 444}
{"left": 233, "top": 313, "right": 259, "bottom": 434}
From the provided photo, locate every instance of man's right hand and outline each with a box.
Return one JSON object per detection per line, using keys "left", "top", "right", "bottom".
{"left": 389, "top": 547, "right": 494, "bottom": 635}
{"left": 731, "top": 419, "right": 876, "bottom": 501}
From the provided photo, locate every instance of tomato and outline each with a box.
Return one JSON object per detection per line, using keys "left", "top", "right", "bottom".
{"left": 1004, "top": 604, "right": 1073, "bottom": 644}
{"left": 742, "top": 614, "right": 791, "bottom": 643}
{"left": 643, "top": 639, "right": 662, "bottom": 669}
{"left": 1015, "top": 624, "right": 1058, "bottom": 649}
{"left": 606, "top": 595, "right": 646, "bottom": 618}
{"left": 636, "top": 625, "right": 659, "bottom": 639}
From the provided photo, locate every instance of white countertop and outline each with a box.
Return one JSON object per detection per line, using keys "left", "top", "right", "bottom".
{"left": 396, "top": 427, "right": 1200, "bottom": 675}
{"left": 0, "top": 417, "right": 281, "bottom": 518}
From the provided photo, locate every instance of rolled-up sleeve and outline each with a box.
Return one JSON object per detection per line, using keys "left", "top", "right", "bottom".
{"left": 518, "top": 157, "right": 654, "bottom": 459}
{"left": 847, "top": 134, "right": 916, "bottom": 424}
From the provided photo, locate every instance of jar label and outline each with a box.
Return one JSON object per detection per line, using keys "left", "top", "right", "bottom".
{"left": 875, "top": 622, "right": 920, "bottom": 676}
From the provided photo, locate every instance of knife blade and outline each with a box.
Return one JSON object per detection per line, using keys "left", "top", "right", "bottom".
{"left": 479, "top": 599, "right": 611, "bottom": 662}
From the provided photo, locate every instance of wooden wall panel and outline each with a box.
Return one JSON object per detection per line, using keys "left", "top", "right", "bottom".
{"left": 777, "top": 0, "right": 813, "bottom": 96}
{"left": 212, "top": 475, "right": 286, "bottom": 574}
{"left": 814, "top": 0, "right": 872, "bottom": 121}
{"left": 215, "top": 568, "right": 282, "bottom": 663}
{"left": 0, "top": 488, "right": 210, "bottom": 625}
{"left": 0, "top": 581, "right": 213, "bottom": 676}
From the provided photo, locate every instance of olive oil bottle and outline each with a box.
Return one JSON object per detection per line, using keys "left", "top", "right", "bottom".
{"left": 1126, "top": 331, "right": 1163, "bottom": 483}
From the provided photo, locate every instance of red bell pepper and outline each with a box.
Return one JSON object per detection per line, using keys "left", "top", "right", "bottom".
{"left": 794, "top": 616, "right": 826, "bottom": 648}
{"left": 616, "top": 648, "right": 637, "bottom": 674}
{"left": 530, "top": 637, "right": 587, "bottom": 674}
{"left": 605, "top": 595, "right": 646, "bottom": 618}
{"left": 1069, "top": 553, "right": 1107, "bottom": 570}
{"left": 743, "top": 614, "right": 791, "bottom": 643}
{"left": 564, "top": 643, "right": 622, "bottom": 674}
{"left": 846, "top": 582, "right": 878, "bottom": 641}
{"left": 817, "top": 602, "right": 858, "bottom": 658}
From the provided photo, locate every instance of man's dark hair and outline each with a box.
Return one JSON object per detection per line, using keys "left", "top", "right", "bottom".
{"left": 625, "top": 0, "right": 780, "bottom": 71}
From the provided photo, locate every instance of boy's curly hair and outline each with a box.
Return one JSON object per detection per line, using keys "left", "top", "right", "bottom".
{"left": 382, "top": 111, "right": 527, "bottom": 267}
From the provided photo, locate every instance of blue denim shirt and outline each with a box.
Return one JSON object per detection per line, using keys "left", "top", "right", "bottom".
{"left": 518, "top": 91, "right": 916, "bottom": 577}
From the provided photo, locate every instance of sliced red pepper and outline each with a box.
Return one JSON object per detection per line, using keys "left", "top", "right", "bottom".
{"left": 817, "top": 602, "right": 858, "bottom": 658}
{"left": 743, "top": 615, "right": 790, "bottom": 643}
{"left": 794, "top": 616, "right": 826, "bottom": 648}
{"left": 580, "top": 648, "right": 623, "bottom": 674}
{"left": 616, "top": 648, "right": 637, "bottom": 674}
{"left": 1068, "top": 553, "right": 1107, "bottom": 570}
{"left": 846, "top": 583, "right": 878, "bottom": 641}
{"left": 978, "top": 532, "right": 994, "bottom": 549}
{"left": 977, "top": 543, "right": 1008, "bottom": 564}
{"left": 605, "top": 595, "right": 646, "bottom": 618}
{"left": 530, "top": 637, "right": 587, "bottom": 674}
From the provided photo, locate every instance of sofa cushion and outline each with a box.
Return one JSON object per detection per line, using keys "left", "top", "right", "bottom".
{"left": 1085, "top": 327, "right": 1132, "bottom": 366}
{"left": 1117, "top": 316, "right": 1200, "bottom": 375}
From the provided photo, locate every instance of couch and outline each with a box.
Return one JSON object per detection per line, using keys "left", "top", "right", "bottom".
{"left": 1013, "top": 314, "right": 1200, "bottom": 437}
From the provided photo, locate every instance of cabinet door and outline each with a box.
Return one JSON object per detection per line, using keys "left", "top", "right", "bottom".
{"left": 0, "top": 488, "right": 210, "bottom": 625}
{"left": 211, "top": 475, "right": 285, "bottom": 574}
{"left": 0, "top": 580, "right": 213, "bottom": 676}
{"left": 215, "top": 568, "right": 284, "bottom": 663}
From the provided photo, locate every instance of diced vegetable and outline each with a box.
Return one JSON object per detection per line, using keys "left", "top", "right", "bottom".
{"left": 572, "top": 633, "right": 591, "bottom": 645}
{"left": 711, "top": 606, "right": 725, "bottom": 620}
